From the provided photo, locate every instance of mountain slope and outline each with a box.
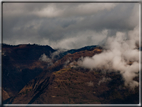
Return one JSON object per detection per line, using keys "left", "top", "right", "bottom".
{"left": 2, "top": 43, "right": 55, "bottom": 99}
{"left": 2, "top": 43, "right": 102, "bottom": 101}
{"left": 3, "top": 45, "right": 139, "bottom": 104}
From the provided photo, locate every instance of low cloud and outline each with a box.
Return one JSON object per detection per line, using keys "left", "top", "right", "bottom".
{"left": 98, "top": 77, "right": 112, "bottom": 85}
{"left": 39, "top": 49, "right": 67, "bottom": 65}
{"left": 47, "top": 29, "right": 108, "bottom": 49}
{"left": 78, "top": 26, "right": 140, "bottom": 89}
{"left": 39, "top": 53, "right": 53, "bottom": 65}
{"left": 51, "top": 49, "right": 67, "bottom": 59}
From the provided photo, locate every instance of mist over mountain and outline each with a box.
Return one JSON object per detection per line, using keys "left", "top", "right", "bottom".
{"left": 79, "top": 26, "right": 140, "bottom": 90}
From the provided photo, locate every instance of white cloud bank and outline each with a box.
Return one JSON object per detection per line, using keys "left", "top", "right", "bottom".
{"left": 78, "top": 26, "right": 140, "bottom": 89}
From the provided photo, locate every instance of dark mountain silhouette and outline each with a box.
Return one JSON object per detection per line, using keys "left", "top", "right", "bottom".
{"left": 57, "top": 45, "right": 102, "bottom": 59}
{"left": 2, "top": 43, "right": 139, "bottom": 104}
{"left": 2, "top": 43, "right": 101, "bottom": 100}
{"left": 2, "top": 43, "right": 55, "bottom": 99}
{"left": 2, "top": 43, "right": 55, "bottom": 63}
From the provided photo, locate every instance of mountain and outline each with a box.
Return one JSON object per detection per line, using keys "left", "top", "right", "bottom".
{"left": 57, "top": 45, "right": 101, "bottom": 59}
{"left": 2, "top": 43, "right": 101, "bottom": 100}
{"left": 2, "top": 44, "right": 139, "bottom": 104}
{"left": 2, "top": 88, "right": 10, "bottom": 101}
{"left": 2, "top": 43, "right": 55, "bottom": 63}
{"left": 2, "top": 43, "right": 56, "bottom": 99}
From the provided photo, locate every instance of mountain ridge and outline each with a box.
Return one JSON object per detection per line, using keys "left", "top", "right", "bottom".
{"left": 2, "top": 43, "right": 139, "bottom": 104}
{"left": 2, "top": 43, "right": 102, "bottom": 101}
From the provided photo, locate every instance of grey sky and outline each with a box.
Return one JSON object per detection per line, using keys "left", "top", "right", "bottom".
{"left": 3, "top": 3, "right": 139, "bottom": 49}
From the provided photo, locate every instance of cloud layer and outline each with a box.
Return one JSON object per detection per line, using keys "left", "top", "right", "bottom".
{"left": 3, "top": 3, "right": 139, "bottom": 49}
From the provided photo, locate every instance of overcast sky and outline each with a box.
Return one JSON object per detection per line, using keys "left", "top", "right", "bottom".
{"left": 3, "top": 3, "right": 139, "bottom": 49}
